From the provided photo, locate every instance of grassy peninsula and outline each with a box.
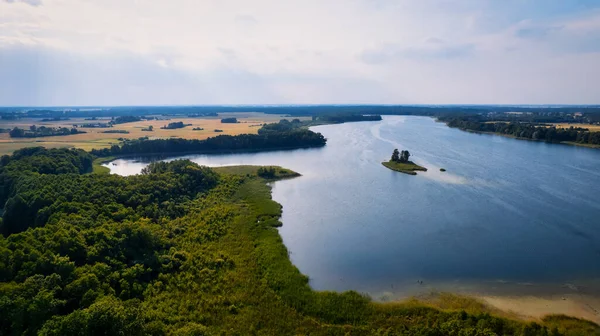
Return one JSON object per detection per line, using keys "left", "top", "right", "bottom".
{"left": 382, "top": 149, "right": 428, "bottom": 175}
{"left": 0, "top": 148, "right": 596, "bottom": 335}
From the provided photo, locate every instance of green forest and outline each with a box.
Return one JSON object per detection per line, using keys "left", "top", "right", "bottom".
{"left": 256, "top": 115, "right": 382, "bottom": 135}
{"left": 0, "top": 147, "right": 598, "bottom": 335}
{"left": 4, "top": 105, "right": 600, "bottom": 120}
{"left": 440, "top": 116, "right": 600, "bottom": 146}
{"left": 220, "top": 118, "right": 238, "bottom": 124}
{"left": 91, "top": 126, "right": 327, "bottom": 157}
{"left": 161, "top": 122, "right": 190, "bottom": 130}
{"left": 9, "top": 126, "right": 86, "bottom": 138}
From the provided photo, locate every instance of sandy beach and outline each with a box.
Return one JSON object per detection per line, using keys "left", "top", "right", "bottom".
{"left": 480, "top": 294, "right": 600, "bottom": 324}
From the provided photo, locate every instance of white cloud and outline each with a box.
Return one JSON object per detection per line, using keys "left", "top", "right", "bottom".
{"left": 0, "top": 0, "right": 599, "bottom": 105}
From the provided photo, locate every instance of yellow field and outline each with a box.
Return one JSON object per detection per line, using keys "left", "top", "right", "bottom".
{"left": 0, "top": 113, "right": 307, "bottom": 155}
{"left": 551, "top": 123, "right": 600, "bottom": 131}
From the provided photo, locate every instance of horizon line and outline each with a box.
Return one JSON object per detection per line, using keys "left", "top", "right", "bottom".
{"left": 2, "top": 103, "right": 600, "bottom": 109}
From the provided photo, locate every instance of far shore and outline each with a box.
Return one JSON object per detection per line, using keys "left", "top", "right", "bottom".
{"left": 457, "top": 128, "right": 600, "bottom": 149}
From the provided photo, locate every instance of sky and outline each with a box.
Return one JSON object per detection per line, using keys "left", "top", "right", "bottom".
{"left": 1, "top": 0, "right": 600, "bottom": 106}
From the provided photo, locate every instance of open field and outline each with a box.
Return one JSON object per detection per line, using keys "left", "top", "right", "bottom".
{"left": 0, "top": 113, "right": 307, "bottom": 155}
{"left": 551, "top": 123, "right": 600, "bottom": 131}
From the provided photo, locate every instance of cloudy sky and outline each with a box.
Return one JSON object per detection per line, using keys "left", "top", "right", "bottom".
{"left": 1, "top": 0, "right": 599, "bottom": 106}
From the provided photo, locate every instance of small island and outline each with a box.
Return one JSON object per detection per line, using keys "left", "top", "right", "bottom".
{"left": 382, "top": 149, "right": 427, "bottom": 175}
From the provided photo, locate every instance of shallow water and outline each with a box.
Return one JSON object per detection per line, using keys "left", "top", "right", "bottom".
{"left": 106, "top": 116, "right": 600, "bottom": 299}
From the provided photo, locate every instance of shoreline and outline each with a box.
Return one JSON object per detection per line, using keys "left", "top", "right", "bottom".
{"left": 381, "top": 160, "right": 428, "bottom": 175}
{"left": 92, "top": 145, "right": 326, "bottom": 173}
{"left": 396, "top": 291, "right": 600, "bottom": 324}
{"left": 480, "top": 293, "right": 600, "bottom": 324}
{"left": 95, "top": 143, "right": 326, "bottom": 160}
{"left": 371, "top": 278, "right": 600, "bottom": 324}
{"left": 452, "top": 127, "right": 600, "bottom": 149}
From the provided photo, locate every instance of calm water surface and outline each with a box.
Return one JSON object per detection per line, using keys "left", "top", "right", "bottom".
{"left": 107, "top": 117, "right": 600, "bottom": 299}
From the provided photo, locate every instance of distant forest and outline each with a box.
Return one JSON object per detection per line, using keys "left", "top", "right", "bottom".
{"left": 439, "top": 115, "right": 600, "bottom": 145}
{"left": 91, "top": 120, "right": 327, "bottom": 157}
{"left": 220, "top": 117, "right": 238, "bottom": 123}
{"left": 2, "top": 105, "right": 600, "bottom": 149}
{"left": 112, "top": 115, "right": 143, "bottom": 124}
{"left": 9, "top": 126, "right": 86, "bottom": 138}
{"left": 2, "top": 105, "right": 600, "bottom": 120}
{"left": 160, "top": 121, "right": 189, "bottom": 130}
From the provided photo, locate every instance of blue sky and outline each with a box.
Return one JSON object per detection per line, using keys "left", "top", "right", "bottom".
{"left": 1, "top": 0, "right": 599, "bottom": 105}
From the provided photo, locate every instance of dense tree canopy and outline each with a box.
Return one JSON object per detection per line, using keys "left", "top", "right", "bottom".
{"left": 441, "top": 116, "right": 600, "bottom": 145}
{"left": 0, "top": 153, "right": 224, "bottom": 335}
{"left": 0, "top": 148, "right": 93, "bottom": 208}
{"left": 91, "top": 129, "right": 326, "bottom": 157}
{"left": 257, "top": 115, "right": 381, "bottom": 136}
{"left": 9, "top": 126, "right": 85, "bottom": 138}
{"left": 257, "top": 119, "right": 304, "bottom": 134}
{"left": 160, "top": 122, "right": 188, "bottom": 130}
{"left": 391, "top": 149, "right": 410, "bottom": 163}
{"left": 220, "top": 118, "right": 238, "bottom": 123}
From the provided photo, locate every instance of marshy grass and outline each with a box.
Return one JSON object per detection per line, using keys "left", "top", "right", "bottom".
{"left": 382, "top": 160, "right": 428, "bottom": 175}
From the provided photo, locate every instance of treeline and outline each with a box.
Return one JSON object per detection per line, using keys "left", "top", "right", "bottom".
{"left": 257, "top": 115, "right": 382, "bottom": 135}
{"left": 9, "top": 126, "right": 85, "bottom": 138}
{"left": 220, "top": 117, "right": 238, "bottom": 123}
{"left": 316, "top": 113, "right": 382, "bottom": 123}
{"left": 160, "top": 121, "right": 189, "bottom": 129}
{"left": 101, "top": 130, "right": 129, "bottom": 134}
{"left": 112, "top": 115, "right": 143, "bottom": 124}
{"left": 90, "top": 128, "right": 326, "bottom": 157}
{"left": 442, "top": 116, "right": 600, "bottom": 145}
{"left": 81, "top": 123, "right": 111, "bottom": 128}
{"left": 258, "top": 119, "right": 304, "bottom": 134}
{"left": 4, "top": 105, "right": 600, "bottom": 120}
{"left": 461, "top": 110, "right": 600, "bottom": 124}
{"left": 41, "top": 117, "right": 70, "bottom": 122}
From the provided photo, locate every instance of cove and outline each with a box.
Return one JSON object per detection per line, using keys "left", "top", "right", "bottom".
{"left": 106, "top": 116, "right": 600, "bottom": 300}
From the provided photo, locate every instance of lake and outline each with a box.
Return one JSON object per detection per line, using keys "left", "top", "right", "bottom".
{"left": 106, "top": 116, "right": 600, "bottom": 300}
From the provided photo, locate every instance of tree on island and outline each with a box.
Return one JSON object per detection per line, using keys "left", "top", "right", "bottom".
{"left": 401, "top": 150, "right": 410, "bottom": 162}
{"left": 391, "top": 149, "right": 400, "bottom": 162}
{"left": 391, "top": 149, "right": 410, "bottom": 163}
